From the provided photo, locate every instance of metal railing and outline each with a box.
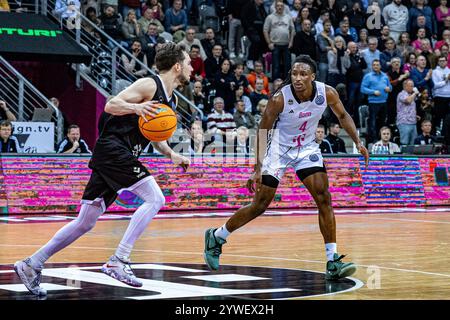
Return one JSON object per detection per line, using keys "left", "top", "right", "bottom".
{"left": 0, "top": 55, "right": 64, "bottom": 143}
{"left": 41, "top": 0, "right": 203, "bottom": 131}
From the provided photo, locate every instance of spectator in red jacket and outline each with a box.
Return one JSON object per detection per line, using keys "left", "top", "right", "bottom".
{"left": 189, "top": 45, "right": 206, "bottom": 82}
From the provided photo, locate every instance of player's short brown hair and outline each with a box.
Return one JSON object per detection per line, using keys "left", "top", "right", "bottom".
{"left": 155, "top": 42, "right": 186, "bottom": 72}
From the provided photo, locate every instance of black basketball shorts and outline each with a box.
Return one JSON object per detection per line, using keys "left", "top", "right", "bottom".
{"left": 82, "top": 158, "right": 151, "bottom": 208}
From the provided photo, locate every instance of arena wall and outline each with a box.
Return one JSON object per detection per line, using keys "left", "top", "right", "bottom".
{"left": 0, "top": 155, "right": 449, "bottom": 215}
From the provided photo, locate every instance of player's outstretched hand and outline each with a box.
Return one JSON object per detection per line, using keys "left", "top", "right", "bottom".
{"left": 358, "top": 143, "right": 369, "bottom": 169}
{"left": 134, "top": 100, "right": 160, "bottom": 121}
{"left": 171, "top": 153, "right": 190, "bottom": 172}
{"left": 247, "top": 170, "right": 262, "bottom": 193}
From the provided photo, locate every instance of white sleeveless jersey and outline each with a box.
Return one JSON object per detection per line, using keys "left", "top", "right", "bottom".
{"left": 270, "top": 81, "right": 328, "bottom": 148}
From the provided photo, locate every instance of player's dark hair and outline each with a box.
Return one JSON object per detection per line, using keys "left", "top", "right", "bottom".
{"left": 271, "top": 55, "right": 317, "bottom": 97}
{"left": 317, "top": 124, "right": 325, "bottom": 130}
{"left": 190, "top": 44, "right": 200, "bottom": 51}
{"left": 295, "top": 55, "right": 317, "bottom": 74}
{"left": 155, "top": 42, "right": 186, "bottom": 72}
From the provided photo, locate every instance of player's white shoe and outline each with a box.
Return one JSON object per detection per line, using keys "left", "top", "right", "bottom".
{"left": 101, "top": 255, "right": 143, "bottom": 287}
{"left": 14, "top": 258, "right": 47, "bottom": 296}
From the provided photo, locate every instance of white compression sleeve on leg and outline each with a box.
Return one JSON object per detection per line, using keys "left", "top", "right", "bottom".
{"left": 115, "top": 177, "right": 165, "bottom": 259}
{"left": 29, "top": 198, "right": 105, "bottom": 269}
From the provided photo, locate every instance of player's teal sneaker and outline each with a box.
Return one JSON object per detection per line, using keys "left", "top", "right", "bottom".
{"left": 203, "top": 228, "right": 226, "bottom": 271}
{"left": 325, "top": 253, "right": 357, "bottom": 280}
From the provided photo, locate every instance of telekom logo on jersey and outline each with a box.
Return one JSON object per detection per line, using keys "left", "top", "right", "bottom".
{"left": 299, "top": 112, "right": 311, "bottom": 118}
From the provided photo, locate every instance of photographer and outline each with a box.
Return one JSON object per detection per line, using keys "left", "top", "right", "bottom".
{"left": 57, "top": 125, "right": 91, "bottom": 154}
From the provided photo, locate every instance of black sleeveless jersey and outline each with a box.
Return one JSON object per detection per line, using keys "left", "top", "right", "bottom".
{"left": 89, "top": 75, "right": 177, "bottom": 168}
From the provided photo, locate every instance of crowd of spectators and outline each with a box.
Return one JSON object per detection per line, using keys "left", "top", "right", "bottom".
{"left": 1, "top": 0, "right": 449, "bottom": 155}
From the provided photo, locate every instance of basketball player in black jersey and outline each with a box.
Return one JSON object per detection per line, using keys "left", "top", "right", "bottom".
{"left": 14, "top": 43, "right": 192, "bottom": 296}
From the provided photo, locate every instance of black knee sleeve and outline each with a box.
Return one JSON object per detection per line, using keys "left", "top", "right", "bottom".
{"left": 261, "top": 174, "right": 280, "bottom": 188}
{"left": 296, "top": 165, "right": 327, "bottom": 182}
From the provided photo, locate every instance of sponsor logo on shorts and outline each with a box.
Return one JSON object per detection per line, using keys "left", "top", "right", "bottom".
{"left": 315, "top": 95, "right": 325, "bottom": 105}
{"left": 309, "top": 154, "right": 320, "bottom": 162}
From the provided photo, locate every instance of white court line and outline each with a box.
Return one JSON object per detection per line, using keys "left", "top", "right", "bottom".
{"left": 1, "top": 244, "right": 450, "bottom": 279}
{"left": 354, "top": 216, "right": 450, "bottom": 224}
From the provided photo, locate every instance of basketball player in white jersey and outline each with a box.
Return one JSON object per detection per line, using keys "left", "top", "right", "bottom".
{"left": 204, "top": 55, "right": 369, "bottom": 280}
{"left": 14, "top": 43, "right": 192, "bottom": 296}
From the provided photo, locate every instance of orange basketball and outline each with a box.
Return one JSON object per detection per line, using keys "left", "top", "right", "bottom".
{"left": 138, "top": 104, "right": 177, "bottom": 141}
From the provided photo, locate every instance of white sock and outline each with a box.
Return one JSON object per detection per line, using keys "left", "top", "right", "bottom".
{"left": 29, "top": 249, "right": 49, "bottom": 270}
{"left": 117, "top": 202, "right": 159, "bottom": 257}
{"left": 325, "top": 243, "right": 337, "bottom": 261}
{"left": 214, "top": 225, "right": 230, "bottom": 240}
{"left": 115, "top": 242, "right": 133, "bottom": 261}
{"left": 117, "top": 177, "right": 165, "bottom": 259}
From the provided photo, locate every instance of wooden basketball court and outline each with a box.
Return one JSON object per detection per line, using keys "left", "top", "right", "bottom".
{"left": 1, "top": 208, "right": 449, "bottom": 300}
